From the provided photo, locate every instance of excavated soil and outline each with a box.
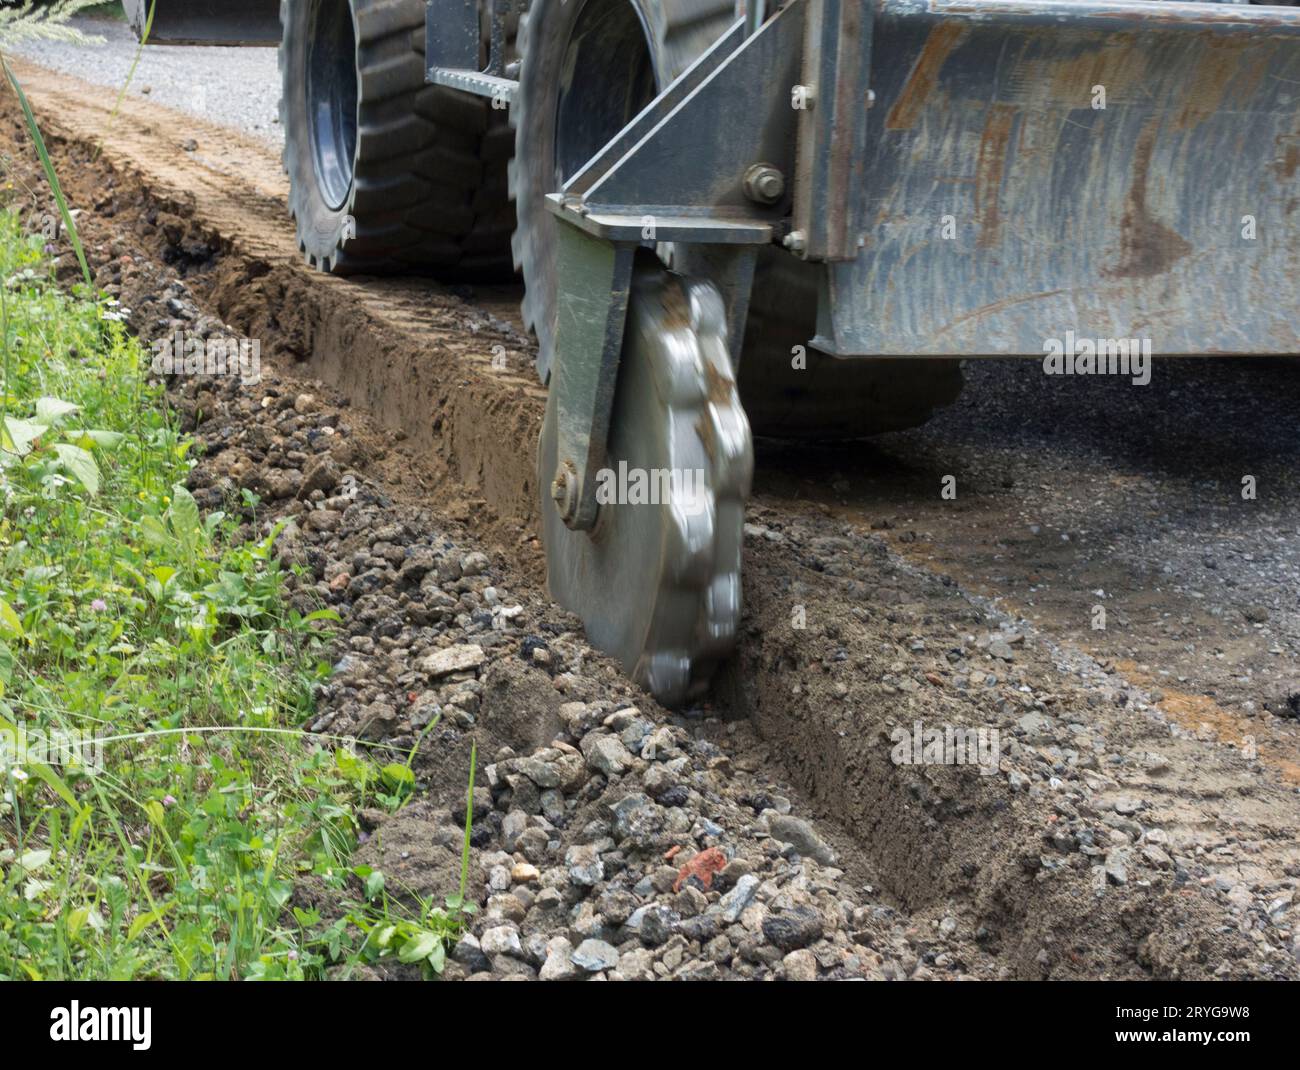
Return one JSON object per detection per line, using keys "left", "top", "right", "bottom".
{"left": 3, "top": 59, "right": 1298, "bottom": 980}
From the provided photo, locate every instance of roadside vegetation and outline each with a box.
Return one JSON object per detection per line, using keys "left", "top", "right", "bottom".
{"left": 0, "top": 203, "right": 343, "bottom": 978}
{"left": 0, "top": 3, "right": 113, "bottom": 47}
{"left": 0, "top": 39, "right": 477, "bottom": 973}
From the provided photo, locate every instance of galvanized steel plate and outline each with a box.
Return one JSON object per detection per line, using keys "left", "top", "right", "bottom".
{"left": 821, "top": 0, "right": 1300, "bottom": 356}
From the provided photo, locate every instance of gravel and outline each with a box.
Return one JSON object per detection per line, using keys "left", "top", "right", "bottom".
{"left": 10, "top": 15, "right": 282, "bottom": 145}
{"left": 111, "top": 249, "right": 922, "bottom": 979}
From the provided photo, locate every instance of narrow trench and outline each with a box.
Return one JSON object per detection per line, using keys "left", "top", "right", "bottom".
{"left": 71, "top": 162, "right": 1124, "bottom": 969}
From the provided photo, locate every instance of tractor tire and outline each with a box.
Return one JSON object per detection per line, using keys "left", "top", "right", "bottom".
{"left": 739, "top": 250, "right": 964, "bottom": 439}
{"left": 511, "top": 0, "right": 735, "bottom": 382}
{"left": 279, "top": 0, "right": 514, "bottom": 278}
{"left": 512, "top": 0, "right": 960, "bottom": 430}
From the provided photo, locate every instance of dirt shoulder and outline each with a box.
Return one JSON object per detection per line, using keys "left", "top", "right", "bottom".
{"left": 4, "top": 59, "right": 544, "bottom": 558}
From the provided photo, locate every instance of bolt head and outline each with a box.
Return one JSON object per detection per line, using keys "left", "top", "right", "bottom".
{"left": 744, "top": 164, "right": 786, "bottom": 206}
{"left": 551, "top": 465, "right": 580, "bottom": 524}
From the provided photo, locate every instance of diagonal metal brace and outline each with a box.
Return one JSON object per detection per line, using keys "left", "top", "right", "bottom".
{"left": 547, "top": 4, "right": 806, "bottom": 531}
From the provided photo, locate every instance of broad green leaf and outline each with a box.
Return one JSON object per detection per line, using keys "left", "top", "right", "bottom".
{"left": 66, "top": 907, "right": 90, "bottom": 939}
{"left": 23, "top": 565, "right": 62, "bottom": 584}
{"left": 68, "top": 429, "right": 125, "bottom": 450}
{"left": 127, "top": 901, "right": 173, "bottom": 941}
{"left": 53, "top": 443, "right": 100, "bottom": 495}
{"left": 139, "top": 515, "right": 170, "bottom": 549}
{"left": 169, "top": 484, "right": 202, "bottom": 547}
{"left": 18, "top": 849, "right": 51, "bottom": 873}
{"left": 398, "top": 932, "right": 438, "bottom": 964}
{"left": 0, "top": 598, "right": 23, "bottom": 638}
{"left": 34, "top": 397, "right": 80, "bottom": 424}
{"left": 382, "top": 763, "right": 415, "bottom": 790}
{"left": 0, "top": 639, "right": 14, "bottom": 690}
{"left": 24, "top": 878, "right": 53, "bottom": 901}
{"left": 3, "top": 417, "right": 47, "bottom": 456}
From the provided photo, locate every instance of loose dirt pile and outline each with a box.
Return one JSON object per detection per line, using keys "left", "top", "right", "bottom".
{"left": 109, "top": 248, "right": 952, "bottom": 982}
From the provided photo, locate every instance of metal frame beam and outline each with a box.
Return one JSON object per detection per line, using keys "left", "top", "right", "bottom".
{"left": 427, "top": 0, "right": 520, "bottom": 99}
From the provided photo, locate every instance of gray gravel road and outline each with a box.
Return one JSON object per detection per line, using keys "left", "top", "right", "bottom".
{"left": 9, "top": 14, "right": 282, "bottom": 146}
{"left": 758, "top": 355, "right": 1300, "bottom": 736}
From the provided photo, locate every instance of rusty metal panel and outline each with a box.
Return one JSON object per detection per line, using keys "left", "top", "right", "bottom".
{"left": 820, "top": 0, "right": 1300, "bottom": 356}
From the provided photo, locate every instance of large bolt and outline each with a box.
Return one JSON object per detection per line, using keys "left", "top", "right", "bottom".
{"left": 744, "top": 164, "right": 786, "bottom": 206}
{"left": 551, "top": 463, "right": 579, "bottom": 525}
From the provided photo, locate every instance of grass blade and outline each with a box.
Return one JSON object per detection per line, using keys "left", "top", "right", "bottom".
{"left": 459, "top": 740, "right": 476, "bottom": 906}
{"left": 108, "top": 0, "right": 154, "bottom": 124}
{"left": 1, "top": 55, "right": 92, "bottom": 288}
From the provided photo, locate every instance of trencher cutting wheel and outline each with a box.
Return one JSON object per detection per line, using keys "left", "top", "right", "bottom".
{"left": 537, "top": 264, "right": 753, "bottom": 705}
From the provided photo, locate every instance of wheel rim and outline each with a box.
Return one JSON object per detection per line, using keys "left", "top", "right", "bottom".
{"left": 553, "top": 1, "right": 657, "bottom": 185}
{"left": 306, "top": 0, "right": 358, "bottom": 212}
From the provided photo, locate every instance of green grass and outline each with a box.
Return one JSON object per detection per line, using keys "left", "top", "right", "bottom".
{"left": 83, "top": 3, "right": 128, "bottom": 20}
{"left": 0, "top": 207, "right": 470, "bottom": 979}
{"left": 0, "top": 19, "right": 476, "bottom": 977}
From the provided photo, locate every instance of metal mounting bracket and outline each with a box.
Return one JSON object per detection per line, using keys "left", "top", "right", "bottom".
{"left": 426, "top": 0, "right": 520, "bottom": 103}
{"left": 547, "top": 4, "right": 805, "bottom": 531}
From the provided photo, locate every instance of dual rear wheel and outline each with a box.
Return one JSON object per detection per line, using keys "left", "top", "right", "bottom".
{"left": 278, "top": 0, "right": 513, "bottom": 277}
